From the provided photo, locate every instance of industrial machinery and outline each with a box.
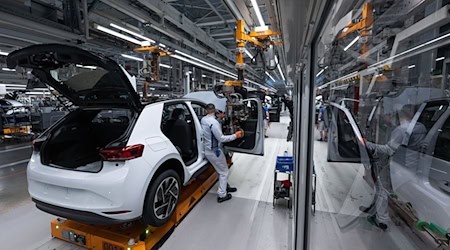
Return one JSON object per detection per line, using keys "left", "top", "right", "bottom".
{"left": 218, "top": 20, "right": 282, "bottom": 133}
{"left": 134, "top": 45, "right": 173, "bottom": 102}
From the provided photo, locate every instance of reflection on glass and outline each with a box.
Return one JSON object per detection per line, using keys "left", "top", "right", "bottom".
{"left": 312, "top": 0, "right": 450, "bottom": 249}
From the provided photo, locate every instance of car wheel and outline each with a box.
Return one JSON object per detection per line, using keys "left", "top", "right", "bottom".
{"left": 142, "top": 169, "right": 181, "bottom": 227}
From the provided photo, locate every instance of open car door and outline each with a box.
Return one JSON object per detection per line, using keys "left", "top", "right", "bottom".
{"left": 327, "top": 102, "right": 370, "bottom": 164}
{"left": 224, "top": 98, "right": 264, "bottom": 156}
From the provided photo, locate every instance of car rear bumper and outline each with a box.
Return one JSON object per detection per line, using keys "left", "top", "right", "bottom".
{"left": 33, "top": 198, "right": 138, "bottom": 224}
{"left": 27, "top": 153, "right": 151, "bottom": 222}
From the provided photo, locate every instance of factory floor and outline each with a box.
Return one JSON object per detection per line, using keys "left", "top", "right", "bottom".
{"left": 0, "top": 112, "right": 293, "bottom": 250}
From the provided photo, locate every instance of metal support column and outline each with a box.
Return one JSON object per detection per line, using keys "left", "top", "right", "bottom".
{"left": 184, "top": 66, "right": 190, "bottom": 95}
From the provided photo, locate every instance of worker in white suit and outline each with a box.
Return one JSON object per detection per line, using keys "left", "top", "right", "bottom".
{"left": 201, "top": 103, "right": 244, "bottom": 203}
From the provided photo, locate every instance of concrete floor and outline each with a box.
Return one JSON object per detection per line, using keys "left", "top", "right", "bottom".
{"left": 0, "top": 113, "right": 293, "bottom": 250}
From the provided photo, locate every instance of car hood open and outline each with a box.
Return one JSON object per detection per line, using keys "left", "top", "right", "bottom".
{"left": 7, "top": 44, "right": 142, "bottom": 111}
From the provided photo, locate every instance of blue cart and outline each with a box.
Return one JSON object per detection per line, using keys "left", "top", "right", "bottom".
{"left": 273, "top": 155, "right": 294, "bottom": 208}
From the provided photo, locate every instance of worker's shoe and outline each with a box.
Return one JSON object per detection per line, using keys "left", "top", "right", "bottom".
{"left": 227, "top": 186, "right": 237, "bottom": 193}
{"left": 367, "top": 214, "right": 388, "bottom": 231}
{"left": 217, "top": 193, "right": 232, "bottom": 203}
{"left": 359, "top": 203, "right": 374, "bottom": 213}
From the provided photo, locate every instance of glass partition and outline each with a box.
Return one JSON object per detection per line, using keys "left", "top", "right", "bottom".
{"left": 311, "top": 0, "right": 450, "bottom": 249}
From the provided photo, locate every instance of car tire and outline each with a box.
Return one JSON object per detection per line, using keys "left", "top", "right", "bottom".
{"left": 142, "top": 169, "right": 181, "bottom": 227}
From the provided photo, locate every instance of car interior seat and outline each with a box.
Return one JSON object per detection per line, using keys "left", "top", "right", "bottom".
{"left": 165, "top": 108, "right": 195, "bottom": 161}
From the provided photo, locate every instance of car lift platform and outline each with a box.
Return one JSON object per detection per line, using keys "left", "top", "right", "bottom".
{"left": 49, "top": 164, "right": 222, "bottom": 250}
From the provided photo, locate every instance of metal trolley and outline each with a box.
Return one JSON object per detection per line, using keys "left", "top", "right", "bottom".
{"left": 273, "top": 155, "right": 294, "bottom": 208}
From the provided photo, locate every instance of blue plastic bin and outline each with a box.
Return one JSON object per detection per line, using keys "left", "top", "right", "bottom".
{"left": 275, "top": 156, "right": 294, "bottom": 172}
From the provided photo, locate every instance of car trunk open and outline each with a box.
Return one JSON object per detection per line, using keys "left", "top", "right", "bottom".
{"left": 6, "top": 44, "right": 143, "bottom": 172}
{"left": 40, "top": 108, "right": 136, "bottom": 172}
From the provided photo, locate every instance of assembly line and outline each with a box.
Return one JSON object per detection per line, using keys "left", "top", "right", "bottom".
{"left": 2, "top": 0, "right": 450, "bottom": 249}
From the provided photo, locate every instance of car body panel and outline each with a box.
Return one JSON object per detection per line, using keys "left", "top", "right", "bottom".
{"left": 224, "top": 98, "right": 265, "bottom": 155}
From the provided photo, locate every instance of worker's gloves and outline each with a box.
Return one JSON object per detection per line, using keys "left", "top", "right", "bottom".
{"left": 235, "top": 130, "right": 244, "bottom": 138}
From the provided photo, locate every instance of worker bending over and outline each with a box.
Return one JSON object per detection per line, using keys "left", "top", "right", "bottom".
{"left": 201, "top": 103, "right": 244, "bottom": 203}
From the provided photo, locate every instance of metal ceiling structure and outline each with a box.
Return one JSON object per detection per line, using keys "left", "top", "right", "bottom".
{"left": 0, "top": 0, "right": 288, "bottom": 92}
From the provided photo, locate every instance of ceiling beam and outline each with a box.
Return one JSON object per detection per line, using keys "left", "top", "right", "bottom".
{"left": 210, "top": 31, "right": 234, "bottom": 37}
{"left": 203, "top": 0, "right": 231, "bottom": 28}
{"left": 215, "top": 37, "right": 235, "bottom": 41}
{"left": 197, "top": 19, "right": 235, "bottom": 27}
{"left": 135, "top": 0, "right": 233, "bottom": 58}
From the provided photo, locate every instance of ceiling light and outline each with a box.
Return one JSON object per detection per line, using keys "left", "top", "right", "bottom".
{"left": 96, "top": 24, "right": 144, "bottom": 45}
{"left": 316, "top": 68, "right": 325, "bottom": 77}
{"left": 265, "top": 71, "right": 275, "bottom": 81}
{"left": 202, "top": 74, "right": 207, "bottom": 77}
{"left": 121, "top": 54, "right": 143, "bottom": 61}
{"left": 250, "top": 0, "right": 265, "bottom": 26}
{"left": 160, "top": 63, "right": 172, "bottom": 69}
{"left": 76, "top": 64, "right": 97, "bottom": 70}
{"left": 0, "top": 51, "right": 9, "bottom": 56}
{"left": 344, "top": 36, "right": 360, "bottom": 51}
{"left": 110, "top": 23, "right": 155, "bottom": 43}
{"left": 172, "top": 54, "right": 236, "bottom": 79}
{"left": 244, "top": 49, "right": 253, "bottom": 58}
{"left": 159, "top": 43, "right": 167, "bottom": 48}
{"left": 2, "top": 68, "right": 15, "bottom": 72}
{"left": 408, "top": 64, "right": 415, "bottom": 69}
{"left": 254, "top": 26, "right": 269, "bottom": 32}
{"left": 174, "top": 50, "right": 237, "bottom": 77}
{"left": 369, "top": 33, "right": 450, "bottom": 69}
{"left": 436, "top": 57, "right": 445, "bottom": 61}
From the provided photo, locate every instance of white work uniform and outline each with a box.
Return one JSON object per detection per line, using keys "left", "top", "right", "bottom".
{"left": 201, "top": 114, "right": 237, "bottom": 198}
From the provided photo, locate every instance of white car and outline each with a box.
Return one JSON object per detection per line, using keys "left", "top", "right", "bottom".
{"left": 7, "top": 44, "right": 264, "bottom": 226}
{"left": 327, "top": 96, "right": 450, "bottom": 238}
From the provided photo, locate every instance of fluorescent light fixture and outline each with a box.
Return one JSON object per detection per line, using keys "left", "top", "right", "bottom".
{"left": 202, "top": 74, "right": 207, "bottom": 77}
{"left": 2, "top": 68, "right": 15, "bottom": 72}
{"left": 172, "top": 54, "right": 236, "bottom": 79}
{"left": 277, "top": 64, "right": 285, "bottom": 80}
{"left": 274, "top": 56, "right": 285, "bottom": 81}
{"left": 408, "top": 64, "right": 415, "bottom": 69}
{"left": 26, "top": 91, "right": 50, "bottom": 95}
{"left": 110, "top": 23, "right": 155, "bottom": 43}
{"left": 265, "top": 71, "right": 275, "bottom": 81}
{"left": 369, "top": 33, "right": 450, "bottom": 69}
{"left": 5, "top": 84, "right": 26, "bottom": 87}
{"left": 159, "top": 43, "right": 167, "bottom": 48}
{"left": 76, "top": 64, "right": 97, "bottom": 70}
{"left": 254, "top": 26, "right": 269, "bottom": 32}
{"left": 244, "top": 49, "right": 253, "bottom": 58}
{"left": 344, "top": 36, "right": 360, "bottom": 51}
{"left": 121, "top": 54, "right": 144, "bottom": 61}
{"left": 96, "top": 24, "right": 144, "bottom": 45}
{"left": 174, "top": 50, "right": 237, "bottom": 78}
{"left": 0, "top": 51, "right": 9, "bottom": 56}
{"left": 436, "top": 57, "right": 445, "bottom": 61}
{"left": 316, "top": 69, "right": 325, "bottom": 77}
{"left": 250, "top": 0, "right": 265, "bottom": 26}
{"left": 160, "top": 63, "right": 172, "bottom": 69}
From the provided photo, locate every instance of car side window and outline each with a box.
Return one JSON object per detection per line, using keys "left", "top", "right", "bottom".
{"left": 191, "top": 103, "right": 208, "bottom": 121}
{"left": 417, "top": 102, "right": 449, "bottom": 132}
{"left": 434, "top": 116, "right": 450, "bottom": 162}
{"left": 161, "top": 103, "right": 194, "bottom": 129}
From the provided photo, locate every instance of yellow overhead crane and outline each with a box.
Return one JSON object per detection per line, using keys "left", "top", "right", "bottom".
{"left": 133, "top": 45, "right": 173, "bottom": 101}
{"left": 224, "top": 19, "right": 281, "bottom": 96}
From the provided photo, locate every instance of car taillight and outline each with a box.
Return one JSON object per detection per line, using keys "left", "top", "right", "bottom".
{"left": 32, "top": 137, "right": 47, "bottom": 152}
{"left": 99, "top": 144, "right": 144, "bottom": 161}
